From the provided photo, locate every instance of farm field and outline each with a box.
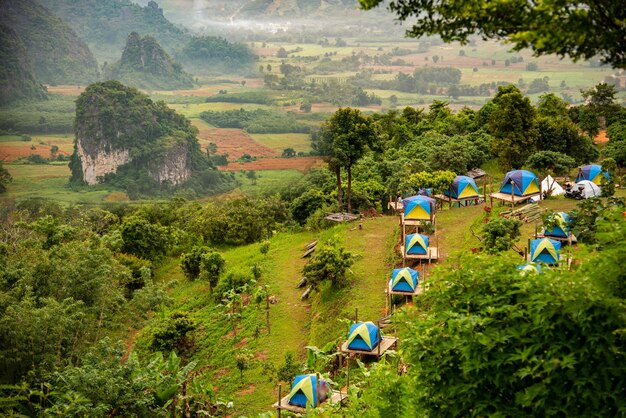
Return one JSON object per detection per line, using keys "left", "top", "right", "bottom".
{"left": 248, "top": 133, "right": 312, "bottom": 153}
{"left": 0, "top": 134, "right": 73, "bottom": 161}
{"left": 220, "top": 156, "right": 324, "bottom": 172}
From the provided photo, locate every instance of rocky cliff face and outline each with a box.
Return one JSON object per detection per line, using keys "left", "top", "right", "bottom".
{"left": 70, "top": 81, "right": 199, "bottom": 189}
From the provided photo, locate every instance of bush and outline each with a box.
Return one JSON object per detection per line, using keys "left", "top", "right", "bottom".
{"left": 199, "top": 251, "right": 225, "bottom": 287}
{"left": 481, "top": 217, "right": 522, "bottom": 253}
{"left": 120, "top": 216, "right": 170, "bottom": 261}
{"left": 302, "top": 239, "right": 354, "bottom": 289}
{"left": 150, "top": 312, "right": 196, "bottom": 353}
{"left": 180, "top": 245, "right": 212, "bottom": 280}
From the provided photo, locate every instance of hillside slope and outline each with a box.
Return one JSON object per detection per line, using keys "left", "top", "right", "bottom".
{"left": 0, "top": 24, "right": 47, "bottom": 105}
{"left": 0, "top": 0, "right": 99, "bottom": 85}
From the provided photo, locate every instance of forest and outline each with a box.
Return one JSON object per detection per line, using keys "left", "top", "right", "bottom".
{"left": 1, "top": 0, "right": 626, "bottom": 416}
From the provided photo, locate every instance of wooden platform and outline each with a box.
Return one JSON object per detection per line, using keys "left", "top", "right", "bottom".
{"left": 388, "top": 201, "right": 403, "bottom": 212}
{"left": 490, "top": 192, "right": 541, "bottom": 208}
{"left": 400, "top": 245, "right": 438, "bottom": 261}
{"left": 536, "top": 232, "right": 578, "bottom": 245}
{"left": 433, "top": 194, "right": 481, "bottom": 209}
{"left": 324, "top": 213, "right": 359, "bottom": 222}
{"left": 387, "top": 282, "right": 424, "bottom": 296}
{"left": 273, "top": 390, "right": 347, "bottom": 413}
{"left": 401, "top": 213, "right": 435, "bottom": 225}
{"left": 340, "top": 336, "right": 398, "bottom": 357}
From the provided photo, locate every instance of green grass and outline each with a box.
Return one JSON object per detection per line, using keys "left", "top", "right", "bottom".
{"left": 139, "top": 216, "right": 399, "bottom": 415}
{"left": 233, "top": 169, "right": 305, "bottom": 197}
{"left": 1, "top": 163, "right": 111, "bottom": 204}
{"left": 248, "top": 133, "right": 312, "bottom": 153}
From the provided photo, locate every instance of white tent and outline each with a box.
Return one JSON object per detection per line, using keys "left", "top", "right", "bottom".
{"left": 541, "top": 175, "right": 564, "bottom": 196}
{"left": 576, "top": 180, "right": 602, "bottom": 198}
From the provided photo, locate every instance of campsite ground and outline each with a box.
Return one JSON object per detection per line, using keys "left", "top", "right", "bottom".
{"left": 139, "top": 190, "right": 614, "bottom": 415}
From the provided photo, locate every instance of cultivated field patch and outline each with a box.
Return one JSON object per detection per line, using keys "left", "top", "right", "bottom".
{"left": 219, "top": 156, "right": 324, "bottom": 172}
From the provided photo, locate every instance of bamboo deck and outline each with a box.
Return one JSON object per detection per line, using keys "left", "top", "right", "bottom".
{"left": 400, "top": 246, "right": 438, "bottom": 261}
{"left": 535, "top": 232, "right": 578, "bottom": 245}
{"left": 273, "top": 390, "right": 347, "bottom": 413}
{"left": 387, "top": 283, "right": 424, "bottom": 296}
{"left": 401, "top": 213, "right": 435, "bottom": 225}
{"left": 340, "top": 336, "right": 398, "bottom": 357}
{"left": 433, "top": 194, "right": 481, "bottom": 208}
{"left": 489, "top": 192, "right": 541, "bottom": 208}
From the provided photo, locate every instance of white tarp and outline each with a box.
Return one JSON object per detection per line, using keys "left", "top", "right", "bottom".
{"left": 541, "top": 175, "right": 564, "bottom": 196}
{"left": 576, "top": 180, "right": 602, "bottom": 198}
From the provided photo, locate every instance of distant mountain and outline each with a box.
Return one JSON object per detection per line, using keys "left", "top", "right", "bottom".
{"left": 104, "top": 32, "right": 195, "bottom": 90}
{"left": 36, "top": 0, "right": 190, "bottom": 64}
{"left": 0, "top": 0, "right": 99, "bottom": 85}
{"left": 135, "top": 0, "right": 360, "bottom": 20}
{"left": 0, "top": 24, "right": 47, "bottom": 105}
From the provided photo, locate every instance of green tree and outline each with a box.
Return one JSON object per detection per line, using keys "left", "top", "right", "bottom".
{"left": 120, "top": 216, "right": 170, "bottom": 261}
{"left": 481, "top": 217, "right": 522, "bottom": 253}
{"left": 359, "top": 0, "right": 626, "bottom": 68}
{"left": 578, "top": 105, "right": 601, "bottom": 137}
{"left": 488, "top": 85, "right": 537, "bottom": 168}
{"left": 526, "top": 150, "right": 577, "bottom": 177}
{"left": 199, "top": 251, "right": 225, "bottom": 288}
{"left": 537, "top": 93, "right": 569, "bottom": 119}
{"left": 180, "top": 245, "right": 212, "bottom": 280}
{"left": 581, "top": 82, "right": 620, "bottom": 118}
{"left": 302, "top": 239, "right": 354, "bottom": 289}
{"left": 0, "top": 163, "right": 13, "bottom": 193}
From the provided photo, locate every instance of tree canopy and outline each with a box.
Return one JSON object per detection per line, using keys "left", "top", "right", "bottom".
{"left": 359, "top": 0, "right": 626, "bottom": 68}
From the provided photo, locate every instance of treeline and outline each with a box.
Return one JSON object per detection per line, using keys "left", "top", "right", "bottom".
{"left": 0, "top": 195, "right": 289, "bottom": 415}
{"left": 199, "top": 109, "right": 310, "bottom": 134}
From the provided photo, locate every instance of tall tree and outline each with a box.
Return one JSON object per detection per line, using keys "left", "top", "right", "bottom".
{"left": 318, "top": 108, "right": 377, "bottom": 212}
{"left": 359, "top": 0, "right": 626, "bottom": 68}
{"left": 488, "top": 85, "right": 537, "bottom": 169}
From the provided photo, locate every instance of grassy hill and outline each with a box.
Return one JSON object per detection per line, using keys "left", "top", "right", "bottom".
{"left": 0, "top": 0, "right": 99, "bottom": 85}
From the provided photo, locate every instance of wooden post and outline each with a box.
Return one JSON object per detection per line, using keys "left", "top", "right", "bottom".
{"left": 266, "top": 289, "right": 271, "bottom": 335}
{"left": 278, "top": 384, "right": 282, "bottom": 418}
{"left": 377, "top": 320, "right": 381, "bottom": 357}
{"left": 528, "top": 238, "right": 531, "bottom": 261}
{"left": 346, "top": 357, "right": 350, "bottom": 396}
{"left": 316, "top": 373, "right": 321, "bottom": 407}
{"left": 483, "top": 175, "right": 487, "bottom": 201}
{"left": 510, "top": 179, "right": 515, "bottom": 209}
{"left": 355, "top": 307, "right": 358, "bottom": 323}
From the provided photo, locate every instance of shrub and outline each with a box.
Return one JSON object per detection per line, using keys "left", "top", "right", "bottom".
{"left": 150, "top": 312, "right": 196, "bottom": 353}
{"left": 481, "top": 217, "right": 522, "bottom": 253}
{"left": 302, "top": 239, "right": 354, "bottom": 289}
{"left": 180, "top": 245, "right": 212, "bottom": 280}
{"left": 199, "top": 251, "right": 225, "bottom": 287}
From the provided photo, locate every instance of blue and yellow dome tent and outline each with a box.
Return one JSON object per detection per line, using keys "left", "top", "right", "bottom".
{"left": 389, "top": 267, "right": 418, "bottom": 293}
{"left": 445, "top": 175, "right": 480, "bottom": 199}
{"left": 543, "top": 212, "right": 571, "bottom": 238}
{"left": 530, "top": 238, "right": 561, "bottom": 264}
{"left": 287, "top": 374, "right": 330, "bottom": 408}
{"left": 500, "top": 170, "right": 541, "bottom": 196}
{"left": 402, "top": 195, "right": 435, "bottom": 221}
{"left": 405, "top": 233, "right": 429, "bottom": 255}
{"left": 576, "top": 164, "right": 610, "bottom": 185}
{"left": 346, "top": 321, "right": 382, "bottom": 351}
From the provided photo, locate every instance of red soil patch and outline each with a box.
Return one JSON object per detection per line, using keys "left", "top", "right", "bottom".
{"left": 196, "top": 128, "right": 278, "bottom": 160}
{"left": 237, "top": 385, "right": 256, "bottom": 396}
{"left": 595, "top": 130, "right": 608, "bottom": 144}
{"left": 234, "top": 337, "right": 249, "bottom": 349}
{"left": 0, "top": 143, "right": 69, "bottom": 161}
{"left": 219, "top": 156, "right": 324, "bottom": 173}
{"left": 255, "top": 349, "right": 268, "bottom": 361}
{"left": 215, "top": 368, "right": 230, "bottom": 378}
